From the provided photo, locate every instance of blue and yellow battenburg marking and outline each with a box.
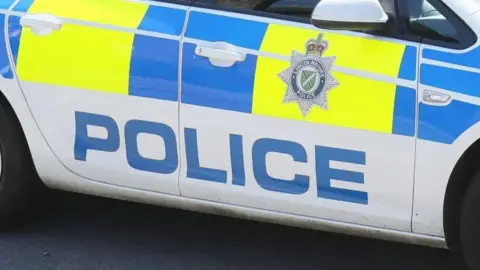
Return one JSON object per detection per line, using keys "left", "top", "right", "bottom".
{"left": 418, "top": 46, "right": 480, "bottom": 144}
{"left": 182, "top": 11, "right": 417, "bottom": 137}
{"left": 6, "top": 2, "right": 417, "bottom": 138}
{"left": 0, "top": 0, "right": 15, "bottom": 9}
{"left": 9, "top": 0, "right": 186, "bottom": 101}
{"left": 3, "top": 0, "right": 480, "bottom": 145}
{"left": 0, "top": 0, "right": 17, "bottom": 79}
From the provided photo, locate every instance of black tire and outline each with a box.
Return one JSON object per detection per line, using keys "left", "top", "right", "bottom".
{"left": 460, "top": 170, "right": 480, "bottom": 270}
{"left": 0, "top": 104, "right": 44, "bottom": 227}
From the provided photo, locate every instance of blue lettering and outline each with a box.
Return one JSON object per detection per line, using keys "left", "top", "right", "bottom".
{"left": 125, "top": 120, "right": 178, "bottom": 174}
{"left": 74, "top": 111, "right": 120, "bottom": 161}
{"left": 185, "top": 128, "right": 227, "bottom": 183}
{"left": 74, "top": 112, "right": 368, "bottom": 204}
{"left": 230, "top": 134, "right": 245, "bottom": 186}
{"left": 315, "top": 146, "right": 368, "bottom": 205}
{"left": 252, "top": 138, "right": 309, "bottom": 195}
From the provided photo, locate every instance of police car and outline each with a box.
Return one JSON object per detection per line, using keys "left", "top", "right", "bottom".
{"left": 0, "top": 0, "right": 479, "bottom": 267}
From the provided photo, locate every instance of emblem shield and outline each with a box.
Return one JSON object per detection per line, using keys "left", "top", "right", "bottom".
{"left": 278, "top": 33, "right": 339, "bottom": 116}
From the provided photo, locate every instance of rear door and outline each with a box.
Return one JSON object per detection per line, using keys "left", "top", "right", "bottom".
{"left": 7, "top": 0, "right": 188, "bottom": 194}
{"left": 178, "top": 0, "right": 419, "bottom": 231}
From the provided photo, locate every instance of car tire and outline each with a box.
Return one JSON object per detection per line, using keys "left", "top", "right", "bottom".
{"left": 0, "top": 104, "right": 44, "bottom": 227}
{"left": 460, "top": 170, "right": 480, "bottom": 270}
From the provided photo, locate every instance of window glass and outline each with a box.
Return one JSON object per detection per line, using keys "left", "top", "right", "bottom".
{"left": 265, "top": 0, "right": 317, "bottom": 18}
{"left": 214, "top": 0, "right": 262, "bottom": 9}
{"left": 204, "top": 0, "right": 317, "bottom": 19}
{"left": 406, "top": 0, "right": 461, "bottom": 43}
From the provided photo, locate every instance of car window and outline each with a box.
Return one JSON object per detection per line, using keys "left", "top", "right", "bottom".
{"left": 265, "top": 0, "right": 317, "bottom": 18}
{"left": 200, "top": 0, "right": 317, "bottom": 19}
{"left": 406, "top": 0, "right": 469, "bottom": 44}
{"left": 214, "top": 0, "right": 262, "bottom": 9}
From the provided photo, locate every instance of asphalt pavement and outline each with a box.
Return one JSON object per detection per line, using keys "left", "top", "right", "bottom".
{"left": 0, "top": 190, "right": 464, "bottom": 270}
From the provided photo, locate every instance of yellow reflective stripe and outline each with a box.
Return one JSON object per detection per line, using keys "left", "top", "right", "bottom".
{"left": 252, "top": 56, "right": 397, "bottom": 133}
{"left": 26, "top": 0, "right": 148, "bottom": 29}
{"left": 17, "top": 23, "right": 133, "bottom": 94}
{"left": 260, "top": 24, "right": 406, "bottom": 78}
{"left": 17, "top": 0, "right": 145, "bottom": 94}
{"left": 253, "top": 24, "right": 403, "bottom": 133}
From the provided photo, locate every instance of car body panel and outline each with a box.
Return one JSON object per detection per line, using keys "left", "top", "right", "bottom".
{"left": 0, "top": 0, "right": 479, "bottom": 249}
{"left": 6, "top": 0, "right": 188, "bottom": 194}
{"left": 179, "top": 7, "right": 418, "bottom": 231}
{"left": 412, "top": 8, "right": 480, "bottom": 236}
{"left": 442, "top": 0, "right": 480, "bottom": 17}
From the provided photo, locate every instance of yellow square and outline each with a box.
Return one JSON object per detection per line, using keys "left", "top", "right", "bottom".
{"left": 28, "top": 0, "right": 148, "bottom": 29}
{"left": 252, "top": 56, "right": 397, "bottom": 133}
{"left": 17, "top": 23, "right": 134, "bottom": 95}
{"left": 260, "top": 24, "right": 406, "bottom": 78}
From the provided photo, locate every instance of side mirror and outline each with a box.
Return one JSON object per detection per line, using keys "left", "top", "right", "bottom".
{"left": 310, "top": 0, "right": 389, "bottom": 31}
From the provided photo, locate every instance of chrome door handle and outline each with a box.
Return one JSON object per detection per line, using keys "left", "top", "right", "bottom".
{"left": 423, "top": 89, "right": 451, "bottom": 105}
{"left": 20, "top": 13, "right": 62, "bottom": 36}
{"left": 195, "top": 42, "right": 246, "bottom": 67}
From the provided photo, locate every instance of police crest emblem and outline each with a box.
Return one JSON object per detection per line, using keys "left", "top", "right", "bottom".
{"left": 278, "top": 33, "right": 339, "bottom": 116}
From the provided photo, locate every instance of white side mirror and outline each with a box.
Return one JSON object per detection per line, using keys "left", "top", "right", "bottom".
{"left": 310, "top": 0, "right": 389, "bottom": 31}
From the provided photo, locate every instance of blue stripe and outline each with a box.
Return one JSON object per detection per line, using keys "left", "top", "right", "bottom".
{"left": 12, "top": 0, "right": 33, "bottom": 12}
{"left": 423, "top": 46, "right": 480, "bottom": 70}
{"left": 137, "top": 5, "right": 186, "bottom": 36}
{"left": 185, "top": 11, "right": 268, "bottom": 50}
{"left": 418, "top": 100, "right": 480, "bottom": 144}
{"left": 0, "top": 14, "right": 13, "bottom": 79}
{"left": 398, "top": 46, "right": 417, "bottom": 81}
{"left": 128, "top": 35, "right": 179, "bottom": 101}
{"left": 420, "top": 64, "right": 480, "bottom": 98}
{"left": 9, "top": 1, "right": 30, "bottom": 66}
{"left": 0, "top": 0, "right": 15, "bottom": 9}
{"left": 7, "top": 16, "right": 20, "bottom": 65}
{"left": 181, "top": 43, "right": 256, "bottom": 113}
{"left": 392, "top": 86, "right": 416, "bottom": 137}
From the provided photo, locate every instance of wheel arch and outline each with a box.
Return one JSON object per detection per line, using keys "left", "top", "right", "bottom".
{"left": 0, "top": 89, "right": 36, "bottom": 169}
{"left": 444, "top": 138, "right": 480, "bottom": 250}
{"left": 0, "top": 82, "right": 62, "bottom": 188}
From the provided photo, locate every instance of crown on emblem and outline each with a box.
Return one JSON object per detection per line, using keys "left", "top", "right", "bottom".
{"left": 306, "top": 33, "right": 328, "bottom": 57}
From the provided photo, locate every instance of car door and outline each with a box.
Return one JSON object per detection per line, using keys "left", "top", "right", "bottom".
{"left": 7, "top": 0, "right": 189, "bottom": 194}
{"left": 178, "top": 0, "right": 419, "bottom": 231}
{"left": 404, "top": 0, "right": 480, "bottom": 236}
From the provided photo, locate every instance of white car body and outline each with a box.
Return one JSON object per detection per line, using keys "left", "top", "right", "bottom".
{"left": 0, "top": 0, "right": 479, "bottom": 250}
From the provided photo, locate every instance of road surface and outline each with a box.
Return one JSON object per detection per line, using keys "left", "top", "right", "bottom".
{"left": 0, "top": 190, "right": 464, "bottom": 270}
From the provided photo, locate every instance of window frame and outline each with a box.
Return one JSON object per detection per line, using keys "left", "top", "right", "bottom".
{"left": 396, "top": 0, "right": 478, "bottom": 50}
{"left": 190, "top": 0, "right": 477, "bottom": 50}
{"left": 151, "top": 0, "right": 193, "bottom": 6}
{"left": 191, "top": 0, "right": 403, "bottom": 40}
{"left": 191, "top": 0, "right": 314, "bottom": 24}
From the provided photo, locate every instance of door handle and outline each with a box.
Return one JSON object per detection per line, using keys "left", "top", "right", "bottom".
{"left": 423, "top": 89, "right": 451, "bottom": 106}
{"left": 20, "top": 13, "right": 62, "bottom": 36}
{"left": 195, "top": 42, "right": 246, "bottom": 67}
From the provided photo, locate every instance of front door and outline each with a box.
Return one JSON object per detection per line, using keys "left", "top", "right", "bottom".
{"left": 7, "top": 0, "right": 188, "bottom": 194}
{"left": 178, "top": 0, "right": 419, "bottom": 231}
{"left": 405, "top": 0, "right": 480, "bottom": 236}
